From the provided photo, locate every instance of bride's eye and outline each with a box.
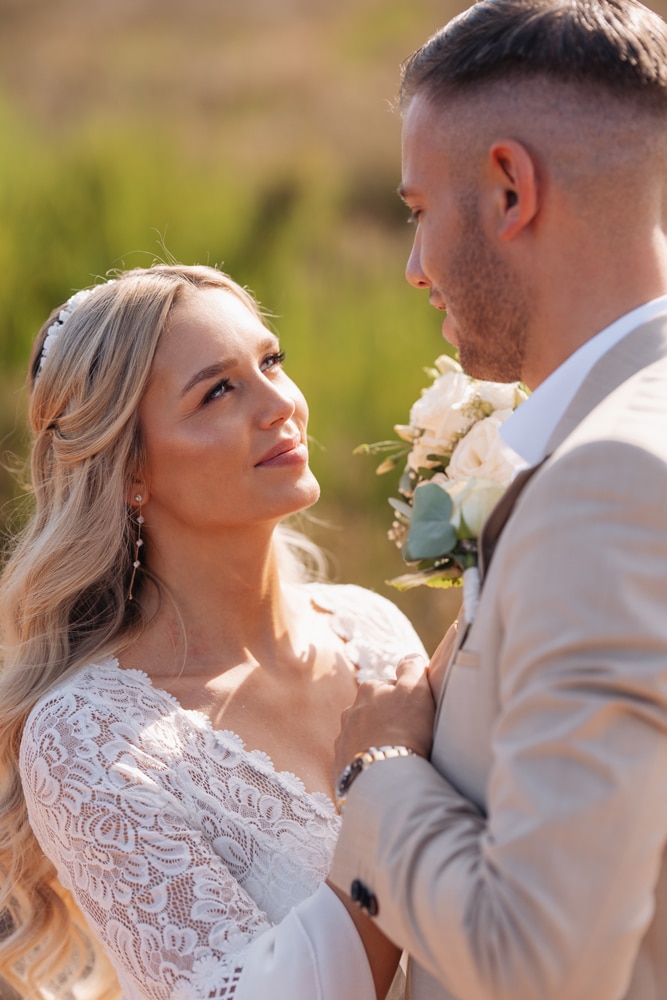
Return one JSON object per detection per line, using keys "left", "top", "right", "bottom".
{"left": 204, "top": 378, "right": 232, "bottom": 403}
{"left": 262, "top": 351, "right": 286, "bottom": 372}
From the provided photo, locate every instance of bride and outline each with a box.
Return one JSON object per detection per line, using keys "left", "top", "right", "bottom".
{"left": 0, "top": 264, "right": 427, "bottom": 999}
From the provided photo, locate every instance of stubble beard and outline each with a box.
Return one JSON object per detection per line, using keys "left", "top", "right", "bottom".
{"left": 449, "top": 197, "right": 529, "bottom": 384}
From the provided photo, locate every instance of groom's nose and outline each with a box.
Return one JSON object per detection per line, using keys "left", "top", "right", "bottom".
{"left": 406, "top": 232, "right": 430, "bottom": 290}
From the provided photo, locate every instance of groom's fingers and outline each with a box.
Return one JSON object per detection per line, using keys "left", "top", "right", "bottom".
{"left": 428, "top": 620, "right": 459, "bottom": 699}
{"left": 333, "top": 653, "right": 435, "bottom": 776}
{"left": 395, "top": 652, "right": 428, "bottom": 683}
{"left": 379, "top": 653, "right": 426, "bottom": 686}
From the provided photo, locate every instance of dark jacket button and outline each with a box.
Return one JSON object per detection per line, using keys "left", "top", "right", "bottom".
{"left": 350, "top": 879, "right": 379, "bottom": 916}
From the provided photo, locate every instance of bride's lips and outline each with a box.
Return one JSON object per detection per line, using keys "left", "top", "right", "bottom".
{"left": 254, "top": 436, "right": 307, "bottom": 467}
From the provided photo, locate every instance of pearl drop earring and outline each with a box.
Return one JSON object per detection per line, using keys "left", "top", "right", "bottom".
{"left": 128, "top": 494, "right": 145, "bottom": 601}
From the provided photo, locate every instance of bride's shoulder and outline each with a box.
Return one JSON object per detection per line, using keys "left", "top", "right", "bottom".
{"left": 304, "top": 581, "right": 395, "bottom": 615}
{"left": 22, "top": 655, "right": 162, "bottom": 746}
{"left": 304, "top": 582, "right": 427, "bottom": 664}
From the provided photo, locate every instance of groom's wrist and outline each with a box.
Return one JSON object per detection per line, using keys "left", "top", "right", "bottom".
{"left": 335, "top": 745, "right": 415, "bottom": 813}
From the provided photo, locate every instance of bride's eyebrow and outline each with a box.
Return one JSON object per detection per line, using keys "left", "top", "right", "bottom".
{"left": 179, "top": 337, "right": 279, "bottom": 397}
{"left": 180, "top": 361, "right": 235, "bottom": 398}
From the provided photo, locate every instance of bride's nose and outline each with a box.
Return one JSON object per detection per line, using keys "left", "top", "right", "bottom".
{"left": 257, "top": 379, "right": 297, "bottom": 427}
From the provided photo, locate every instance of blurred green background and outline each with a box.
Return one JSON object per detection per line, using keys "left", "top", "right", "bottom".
{"left": 2, "top": 0, "right": 667, "bottom": 655}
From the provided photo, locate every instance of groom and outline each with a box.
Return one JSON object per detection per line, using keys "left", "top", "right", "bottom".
{"left": 329, "top": 2, "right": 667, "bottom": 998}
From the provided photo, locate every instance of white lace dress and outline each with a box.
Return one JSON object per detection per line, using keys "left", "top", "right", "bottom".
{"left": 20, "top": 584, "right": 426, "bottom": 1000}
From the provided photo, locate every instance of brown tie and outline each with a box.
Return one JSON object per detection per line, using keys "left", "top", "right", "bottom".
{"left": 478, "top": 460, "right": 546, "bottom": 581}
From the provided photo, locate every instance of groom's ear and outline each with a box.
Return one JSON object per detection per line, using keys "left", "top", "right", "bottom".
{"left": 486, "top": 138, "right": 538, "bottom": 241}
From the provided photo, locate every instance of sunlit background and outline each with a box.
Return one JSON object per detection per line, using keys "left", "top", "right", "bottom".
{"left": 2, "top": 0, "right": 667, "bottom": 661}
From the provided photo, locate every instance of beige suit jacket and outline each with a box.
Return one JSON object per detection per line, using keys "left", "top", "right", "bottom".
{"left": 330, "top": 316, "right": 667, "bottom": 1000}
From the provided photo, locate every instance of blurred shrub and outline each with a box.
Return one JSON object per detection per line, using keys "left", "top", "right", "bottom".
{"left": 0, "top": 99, "right": 457, "bottom": 648}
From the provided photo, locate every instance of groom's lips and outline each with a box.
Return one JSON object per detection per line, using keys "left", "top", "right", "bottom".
{"left": 432, "top": 300, "right": 455, "bottom": 343}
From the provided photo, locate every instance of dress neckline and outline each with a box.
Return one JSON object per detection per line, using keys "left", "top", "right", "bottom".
{"left": 103, "top": 587, "right": 351, "bottom": 817}
{"left": 103, "top": 656, "right": 341, "bottom": 818}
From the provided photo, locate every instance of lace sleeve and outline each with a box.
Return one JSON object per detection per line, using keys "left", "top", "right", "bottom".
{"left": 19, "top": 689, "right": 372, "bottom": 1000}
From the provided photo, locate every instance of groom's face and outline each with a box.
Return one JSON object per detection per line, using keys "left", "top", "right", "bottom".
{"left": 400, "top": 93, "right": 529, "bottom": 383}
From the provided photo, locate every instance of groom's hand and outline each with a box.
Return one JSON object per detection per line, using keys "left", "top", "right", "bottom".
{"left": 333, "top": 653, "right": 435, "bottom": 780}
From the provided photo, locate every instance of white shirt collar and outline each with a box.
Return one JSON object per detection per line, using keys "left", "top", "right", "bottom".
{"left": 501, "top": 296, "right": 667, "bottom": 468}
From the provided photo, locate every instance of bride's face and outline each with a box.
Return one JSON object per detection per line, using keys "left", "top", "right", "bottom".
{"left": 137, "top": 286, "right": 320, "bottom": 542}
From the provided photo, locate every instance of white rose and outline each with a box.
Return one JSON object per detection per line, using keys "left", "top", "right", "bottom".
{"left": 434, "top": 475, "right": 507, "bottom": 538}
{"left": 409, "top": 372, "right": 476, "bottom": 451}
{"left": 446, "top": 410, "right": 521, "bottom": 485}
{"left": 406, "top": 431, "right": 444, "bottom": 473}
{"left": 475, "top": 380, "right": 521, "bottom": 411}
{"left": 433, "top": 354, "right": 462, "bottom": 375}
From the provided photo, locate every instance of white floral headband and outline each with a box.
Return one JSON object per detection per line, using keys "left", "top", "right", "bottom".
{"left": 37, "top": 282, "right": 114, "bottom": 377}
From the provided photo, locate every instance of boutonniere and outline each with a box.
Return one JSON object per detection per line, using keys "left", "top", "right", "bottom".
{"left": 356, "top": 355, "right": 527, "bottom": 624}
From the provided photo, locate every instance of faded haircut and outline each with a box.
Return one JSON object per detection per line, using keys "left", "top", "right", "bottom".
{"left": 399, "top": 0, "right": 667, "bottom": 114}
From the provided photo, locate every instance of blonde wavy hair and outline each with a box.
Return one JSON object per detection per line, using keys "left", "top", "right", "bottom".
{"left": 0, "top": 263, "right": 325, "bottom": 998}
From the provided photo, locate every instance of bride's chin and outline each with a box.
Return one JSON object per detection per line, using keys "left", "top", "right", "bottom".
{"left": 305, "top": 482, "right": 321, "bottom": 509}
{"left": 293, "top": 472, "right": 321, "bottom": 511}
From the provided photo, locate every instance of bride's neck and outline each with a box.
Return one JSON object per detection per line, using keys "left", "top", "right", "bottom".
{"left": 134, "top": 531, "right": 300, "bottom": 675}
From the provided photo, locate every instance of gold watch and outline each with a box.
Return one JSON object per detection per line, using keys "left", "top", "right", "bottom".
{"left": 335, "top": 745, "right": 415, "bottom": 812}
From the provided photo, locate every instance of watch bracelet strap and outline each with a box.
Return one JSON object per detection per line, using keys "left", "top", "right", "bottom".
{"left": 335, "top": 745, "right": 416, "bottom": 812}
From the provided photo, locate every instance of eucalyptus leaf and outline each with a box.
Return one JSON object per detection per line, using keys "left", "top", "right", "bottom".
{"left": 386, "top": 572, "right": 436, "bottom": 591}
{"left": 388, "top": 497, "right": 413, "bottom": 518}
{"left": 403, "top": 482, "right": 457, "bottom": 561}
{"left": 398, "top": 469, "right": 415, "bottom": 495}
{"left": 387, "top": 567, "right": 462, "bottom": 591}
{"left": 422, "top": 574, "right": 462, "bottom": 589}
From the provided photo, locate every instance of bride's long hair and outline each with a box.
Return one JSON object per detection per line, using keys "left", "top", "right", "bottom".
{"left": 0, "top": 263, "right": 324, "bottom": 997}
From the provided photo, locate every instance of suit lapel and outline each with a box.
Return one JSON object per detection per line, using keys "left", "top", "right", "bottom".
{"left": 478, "top": 462, "right": 545, "bottom": 581}
{"left": 479, "top": 314, "right": 667, "bottom": 582}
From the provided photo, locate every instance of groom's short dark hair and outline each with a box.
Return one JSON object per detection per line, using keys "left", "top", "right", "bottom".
{"left": 399, "top": 0, "right": 667, "bottom": 114}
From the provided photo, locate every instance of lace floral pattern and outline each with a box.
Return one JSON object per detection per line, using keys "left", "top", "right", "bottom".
{"left": 20, "top": 584, "right": 425, "bottom": 1000}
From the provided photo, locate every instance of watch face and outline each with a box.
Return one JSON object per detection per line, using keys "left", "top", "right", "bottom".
{"left": 338, "top": 755, "right": 365, "bottom": 795}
